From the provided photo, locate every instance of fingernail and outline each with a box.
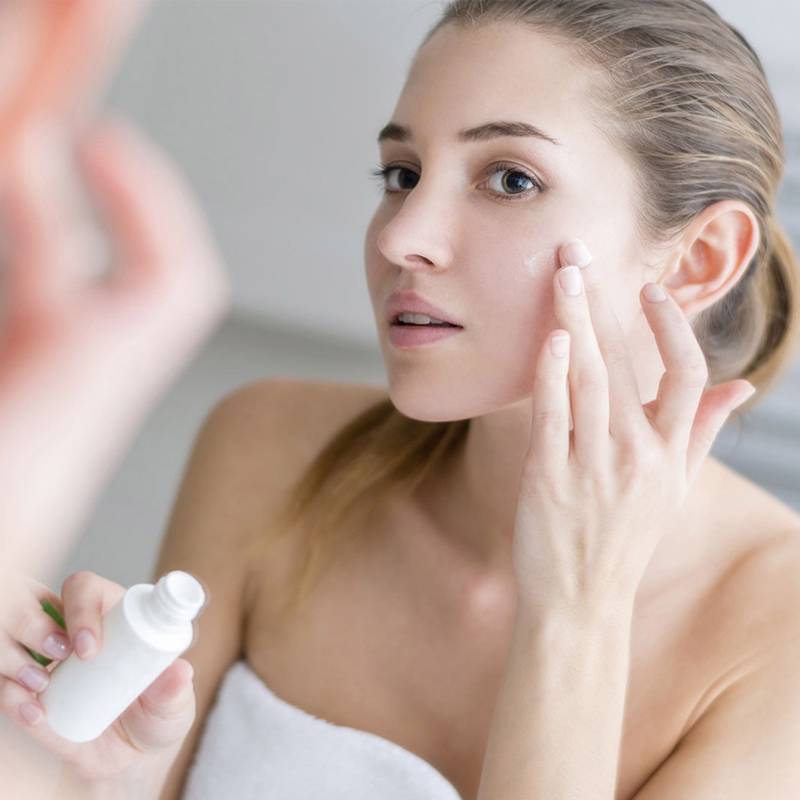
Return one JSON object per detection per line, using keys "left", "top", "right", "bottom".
{"left": 563, "top": 239, "right": 592, "bottom": 268}
{"left": 19, "top": 703, "right": 44, "bottom": 726}
{"left": 559, "top": 266, "right": 582, "bottom": 296}
{"left": 74, "top": 628, "right": 97, "bottom": 659}
{"left": 42, "top": 632, "right": 71, "bottom": 660}
{"left": 19, "top": 665, "right": 49, "bottom": 693}
{"left": 643, "top": 283, "right": 667, "bottom": 303}
{"left": 551, "top": 334, "right": 570, "bottom": 358}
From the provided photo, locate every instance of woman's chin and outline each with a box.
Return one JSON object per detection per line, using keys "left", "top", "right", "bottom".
{"left": 386, "top": 386, "right": 473, "bottom": 424}
{"left": 388, "top": 378, "right": 514, "bottom": 423}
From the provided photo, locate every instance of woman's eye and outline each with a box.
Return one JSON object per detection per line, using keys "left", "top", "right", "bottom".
{"left": 486, "top": 168, "right": 538, "bottom": 196}
{"left": 369, "top": 163, "right": 543, "bottom": 200}
{"left": 383, "top": 167, "right": 420, "bottom": 192}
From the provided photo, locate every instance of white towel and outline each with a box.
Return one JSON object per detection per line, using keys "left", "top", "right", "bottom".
{"left": 181, "top": 660, "right": 463, "bottom": 799}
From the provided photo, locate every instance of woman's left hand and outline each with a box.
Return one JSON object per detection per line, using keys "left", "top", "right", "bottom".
{"left": 511, "top": 240, "right": 756, "bottom": 615}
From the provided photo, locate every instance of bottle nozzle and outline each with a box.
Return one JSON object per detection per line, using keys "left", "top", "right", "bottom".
{"left": 148, "top": 571, "right": 206, "bottom": 629}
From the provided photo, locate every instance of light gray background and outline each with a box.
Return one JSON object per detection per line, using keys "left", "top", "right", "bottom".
{"left": 53, "top": 0, "right": 800, "bottom": 592}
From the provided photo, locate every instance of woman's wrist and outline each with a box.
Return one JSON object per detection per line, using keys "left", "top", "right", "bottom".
{"left": 513, "top": 582, "right": 637, "bottom": 634}
{"left": 477, "top": 590, "right": 635, "bottom": 800}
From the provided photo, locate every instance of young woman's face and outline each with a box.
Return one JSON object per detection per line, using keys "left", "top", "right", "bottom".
{"left": 364, "top": 22, "right": 657, "bottom": 422}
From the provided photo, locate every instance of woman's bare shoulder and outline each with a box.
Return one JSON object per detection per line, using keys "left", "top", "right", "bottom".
{"left": 705, "top": 494, "right": 800, "bottom": 670}
{"left": 229, "top": 377, "right": 391, "bottom": 453}
{"left": 223, "top": 376, "right": 391, "bottom": 586}
{"left": 190, "top": 377, "right": 393, "bottom": 560}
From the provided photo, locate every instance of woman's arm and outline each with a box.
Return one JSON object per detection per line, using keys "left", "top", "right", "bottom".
{"left": 478, "top": 240, "right": 754, "bottom": 800}
{"left": 477, "top": 599, "right": 633, "bottom": 800}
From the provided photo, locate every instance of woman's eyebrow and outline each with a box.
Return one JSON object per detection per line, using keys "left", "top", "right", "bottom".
{"left": 377, "top": 120, "right": 562, "bottom": 147}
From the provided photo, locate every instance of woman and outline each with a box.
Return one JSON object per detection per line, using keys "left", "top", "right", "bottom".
{"left": 5, "top": 1, "right": 800, "bottom": 798}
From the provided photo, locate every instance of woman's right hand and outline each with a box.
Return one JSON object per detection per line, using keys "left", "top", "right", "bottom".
{"left": 0, "top": 570, "right": 196, "bottom": 784}
{"left": 0, "top": 112, "right": 231, "bottom": 581}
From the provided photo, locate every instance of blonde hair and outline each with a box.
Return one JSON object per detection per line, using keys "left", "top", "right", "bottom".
{"left": 252, "top": 0, "right": 800, "bottom": 620}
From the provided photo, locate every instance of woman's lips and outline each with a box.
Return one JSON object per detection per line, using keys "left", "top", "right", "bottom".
{"left": 389, "top": 323, "right": 463, "bottom": 348}
{"left": 384, "top": 291, "right": 461, "bottom": 327}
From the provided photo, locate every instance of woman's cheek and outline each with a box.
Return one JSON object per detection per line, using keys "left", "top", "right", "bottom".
{"left": 522, "top": 247, "right": 558, "bottom": 281}
{"left": 517, "top": 247, "right": 561, "bottom": 331}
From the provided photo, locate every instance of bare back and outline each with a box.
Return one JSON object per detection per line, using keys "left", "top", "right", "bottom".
{"left": 231, "top": 379, "right": 800, "bottom": 800}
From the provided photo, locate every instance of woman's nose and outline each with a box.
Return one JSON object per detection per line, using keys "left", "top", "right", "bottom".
{"left": 375, "top": 184, "right": 455, "bottom": 271}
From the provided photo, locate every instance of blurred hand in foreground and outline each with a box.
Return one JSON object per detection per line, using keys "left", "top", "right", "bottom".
{"left": 0, "top": 0, "right": 231, "bottom": 580}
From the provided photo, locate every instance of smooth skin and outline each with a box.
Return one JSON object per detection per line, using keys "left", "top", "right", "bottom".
{"left": 513, "top": 241, "right": 754, "bottom": 615}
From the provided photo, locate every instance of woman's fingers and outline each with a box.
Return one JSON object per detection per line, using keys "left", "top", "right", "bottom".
{"left": 684, "top": 379, "right": 756, "bottom": 487}
{"left": 0, "top": 668, "right": 94, "bottom": 763}
{"left": 0, "top": 119, "right": 89, "bottom": 318}
{"left": 0, "top": 671, "right": 48, "bottom": 729}
{"left": 639, "top": 283, "right": 710, "bottom": 448}
{"left": 0, "top": 576, "right": 69, "bottom": 689}
{"left": 59, "top": 571, "right": 125, "bottom": 661}
{"left": 74, "top": 115, "right": 230, "bottom": 310}
{"left": 553, "top": 261, "right": 608, "bottom": 462}
{"left": 37, "top": 0, "right": 154, "bottom": 127}
{"left": 8, "top": 597, "right": 71, "bottom": 664}
{"left": 553, "top": 238, "right": 747, "bottom": 468}
{"left": 529, "top": 330, "right": 572, "bottom": 473}
{"left": 115, "top": 658, "right": 197, "bottom": 754}
{"left": 0, "top": 570, "right": 194, "bottom": 782}
{"left": 15, "top": 652, "right": 53, "bottom": 695}
{"left": 0, "top": 576, "right": 69, "bottom": 740}
{"left": 559, "top": 242, "right": 644, "bottom": 441}
{"left": 0, "top": 572, "right": 123, "bottom": 748}
{"left": 0, "top": 112, "right": 229, "bottom": 329}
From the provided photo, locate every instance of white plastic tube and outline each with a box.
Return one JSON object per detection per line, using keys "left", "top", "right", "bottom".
{"left": 40, "top": 570, "right": 206, "bottom": 743}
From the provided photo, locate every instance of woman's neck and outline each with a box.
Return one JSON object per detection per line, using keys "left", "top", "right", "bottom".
{"left": 415, "top": 401, "right": 533, "bottom": 570}
{"left": 414, "top": 400, "right": 725, "bottom": 606}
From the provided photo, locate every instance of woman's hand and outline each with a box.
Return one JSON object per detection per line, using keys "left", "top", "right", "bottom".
{"left": 511, "top": 240, "right": 756, "bottom": 615}
{"left": 0, "top": 114, "right": 231, "bottom": 577}
{"left": 0, "top": 570, "right": 196, "bottom": 783}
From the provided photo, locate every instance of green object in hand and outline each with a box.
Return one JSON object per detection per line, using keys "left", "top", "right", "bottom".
{"left": 26, "top": 600, "right": 67, "bottom": 667}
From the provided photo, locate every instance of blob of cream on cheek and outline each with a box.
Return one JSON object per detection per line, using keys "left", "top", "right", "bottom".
{"left": 523, "top": 250, "right": 556, "bottom": 279}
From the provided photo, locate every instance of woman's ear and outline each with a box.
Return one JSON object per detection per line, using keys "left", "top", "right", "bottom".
{"left": 661, "top": 200, "right": 760, "bottom": 318}
{"left": 0, "top": 0, "right": 152, "bottom": 143}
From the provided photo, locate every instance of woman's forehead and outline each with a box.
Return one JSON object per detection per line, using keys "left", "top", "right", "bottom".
{"left": 393, "top": 22, "right": 599, "bottom": 146}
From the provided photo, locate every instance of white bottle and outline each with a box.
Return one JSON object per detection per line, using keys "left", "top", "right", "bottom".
{"left": 40, "top": 570, "right": 206, "bottom": 743}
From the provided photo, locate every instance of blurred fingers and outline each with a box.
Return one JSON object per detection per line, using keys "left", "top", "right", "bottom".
{"left": 0, "top": 118, "right": 94, "bottom": 318}
{"left": 74, "top": 115, "right": 230, "bottom": 313}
